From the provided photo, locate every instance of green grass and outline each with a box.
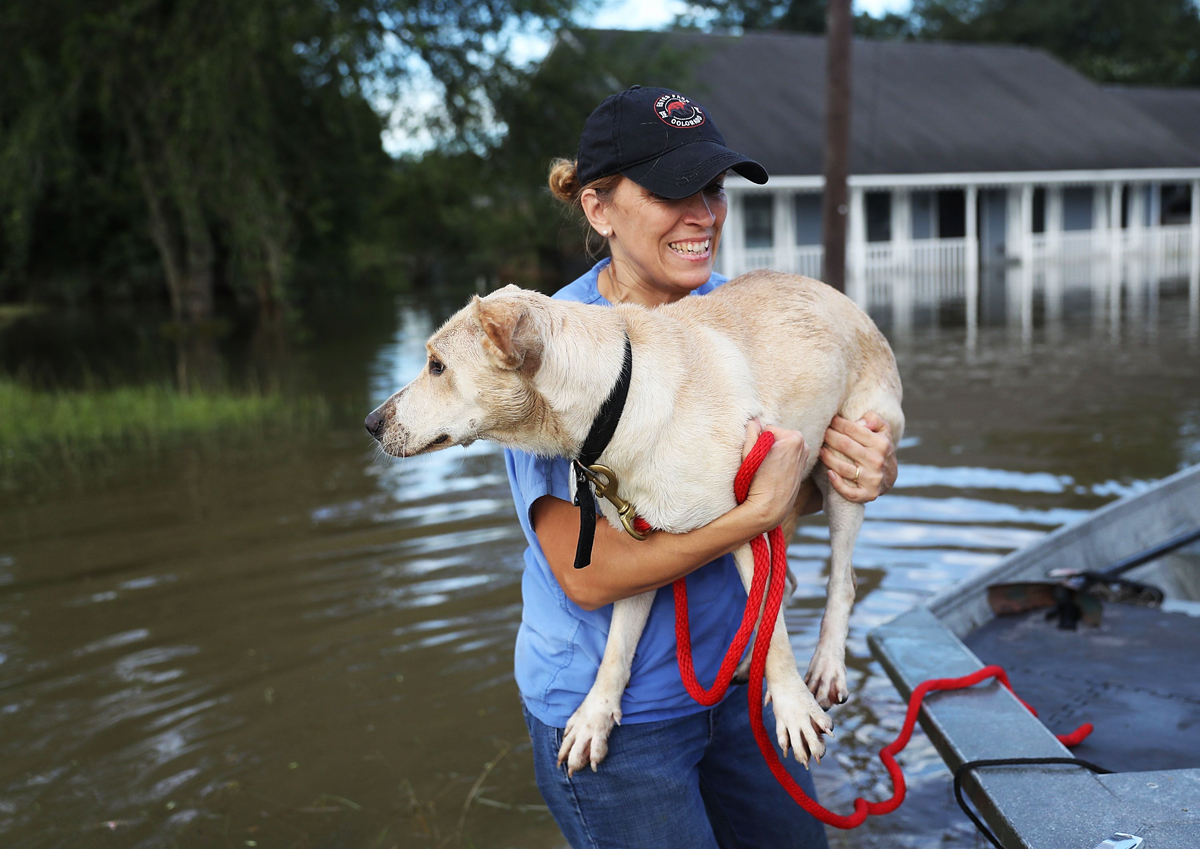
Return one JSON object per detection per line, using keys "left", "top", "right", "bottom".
{"left": 0, "top": 379, "right": 328, "bottom": 468}
{"left": 0, "top": 304, "right": 44, "bottom": 328}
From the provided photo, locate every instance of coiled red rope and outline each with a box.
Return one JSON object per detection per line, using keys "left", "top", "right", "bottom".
{"left": 667, "top": 430, "right": 1093, "bottom": 829}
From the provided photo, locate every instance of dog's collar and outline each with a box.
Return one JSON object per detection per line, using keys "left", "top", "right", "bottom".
{"left": 572, "top": 334, "right": 634, "bottom": 569}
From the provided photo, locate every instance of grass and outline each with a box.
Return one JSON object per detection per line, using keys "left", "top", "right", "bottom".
{"left": 0, "top": 379, "right": 328, "bottom": 478}
{"left": 0, "top": 304, "right": 45, "bottom": 328}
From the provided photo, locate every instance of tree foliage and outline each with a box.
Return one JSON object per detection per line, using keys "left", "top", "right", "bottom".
{"left": 677, "top": 0, "right": 911, "bottom": 39}
{"left": 678, "top": 0, "right": 1200, "bottom": 84}
{"left": 910, "top": 0, "right": 1200, "bottom": 85}
{"left": 363, "top": 30, "right": 698, "bottom": 288}
{"left": 5, "top": 0, "right": 1197, "bottom": 316}
{"left": 0, "top": 0, "right": 576, "bottom": 319}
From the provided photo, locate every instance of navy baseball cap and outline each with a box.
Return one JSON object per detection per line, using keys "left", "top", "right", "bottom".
{"left": 576, "top": 86, "right": 768, "bottom": 199}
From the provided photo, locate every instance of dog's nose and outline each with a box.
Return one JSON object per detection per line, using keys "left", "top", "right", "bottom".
{"left": 365, "top": 409, "right": 386, "bottom": 440}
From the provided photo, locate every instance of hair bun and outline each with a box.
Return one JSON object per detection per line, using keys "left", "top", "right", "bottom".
{"left": 547, "top": 158, "right": 582, "bottom": 204}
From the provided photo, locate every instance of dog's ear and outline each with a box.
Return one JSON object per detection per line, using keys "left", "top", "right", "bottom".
{"left": 472, "top": 295, "right": 535, "bottom": 370}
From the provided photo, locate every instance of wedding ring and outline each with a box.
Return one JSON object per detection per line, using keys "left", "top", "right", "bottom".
{"left": 853, "top": 465, "right": 861, "bottom": 484}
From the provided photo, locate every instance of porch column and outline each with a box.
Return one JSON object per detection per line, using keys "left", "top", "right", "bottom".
{"left": 1046, "top": 186, "right": 1064, "bottom": 251}
{"left": 1147, "top": 182, "right": 1162, "bottom": 291}
{"left": 1045, "top": 186, "right": 1064, "bottom": 323}
{"left": 1190, "top": 179, "right": 1200, "bottom": 328}
{"left": 1090, "top": 184, "right": 1109, "bottom": 311}
{"left": 1019, "top": 184, "right": 1035, "bottom": 342}
{"left": 848, "top": 185, "right": 867, "bottom": 304}
{"left": 1109, "top": 182, "right": 1124, "bottom": 332}
{"left": 1006, "top": 186, "right": 1022, "bottom": 261}
{"left": 965, "top": 185, "right": 979, "bottom": 343}
{"left": 891, "top": 189, "right": 913, "bottom": 334}
{"left": 721, "top": 190, "right": 745, "bottom": 277}
{"left": 773, "top": 190, "right": 794, "bottom": 273}
{"left": 1130, "top": 183, "right": 1147, "bottom": 251}
{"left": 1109, "top": 181, "right": 1124, "bottom": 274}
{"left": 891, "top": 189, "right": 912, "bottom": 255}
{"left": 1019, "top": 184, "right": 1035, "bottom": 259}
{"left": 1092, "top": 185, "right": 1108, "bottom": 249}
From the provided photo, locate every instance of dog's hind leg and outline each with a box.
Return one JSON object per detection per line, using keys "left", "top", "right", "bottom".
{"left": 804, "top": 471, "right": 862, "bottom": 708}
{"left": 558, "top": 590, "right": 655, "bottom": 776}
{"left": 732, "top": 503, "right": 803, "bottom": 684}
{"left": 731, "top": 543, "right": 832, "bottom": 766}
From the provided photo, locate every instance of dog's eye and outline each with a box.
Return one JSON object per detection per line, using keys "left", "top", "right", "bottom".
{"left": 428, "top": 358, "right": 445, "bottom": 376}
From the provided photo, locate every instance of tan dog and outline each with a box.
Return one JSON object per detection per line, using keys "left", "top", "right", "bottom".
{"left": 367, "top": 270, "right": 904, "bottom": 775}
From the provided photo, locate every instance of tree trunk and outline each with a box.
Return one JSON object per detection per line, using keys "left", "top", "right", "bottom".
{"left": 122, "top": 105, "right": 185, "bottom": 323}
{"left": 166, "top": 141, "right": 216, "bottom": 325}
{"left": 256, "top": 221, "right": 287, "bottom": 321}
{"left": 821, "top": 0, "right": 853, "bottom": 292}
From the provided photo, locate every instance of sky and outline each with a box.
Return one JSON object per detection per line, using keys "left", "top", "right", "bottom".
{"left": 386, "top": 0, "right": 914, "bottom": 155}
{"left": 589, "top": 0, "right": 911, "bottom": 31}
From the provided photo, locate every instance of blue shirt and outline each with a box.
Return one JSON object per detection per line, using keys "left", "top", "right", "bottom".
{"left": 505, "top": 258, "right": 749, "bottom": 727}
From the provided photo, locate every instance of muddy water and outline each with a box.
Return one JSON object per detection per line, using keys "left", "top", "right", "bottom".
{"left": 1, "top": 284, "right": 1198, "bottom": 849}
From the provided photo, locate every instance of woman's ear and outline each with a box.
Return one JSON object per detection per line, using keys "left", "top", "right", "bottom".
{"left": 580, "top": 187, "right": 611, "bottom": 236}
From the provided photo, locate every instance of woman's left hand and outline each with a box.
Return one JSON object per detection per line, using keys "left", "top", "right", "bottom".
{"left": 819, "top": 412, "right": 898, "bottom": 504}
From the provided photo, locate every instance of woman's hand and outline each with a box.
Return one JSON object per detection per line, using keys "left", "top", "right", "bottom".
{"left": 819, "top": 412, "right": 897, "bottom": 504}
{"left": 738, "top": 418, "right": 810, "bottom": 535}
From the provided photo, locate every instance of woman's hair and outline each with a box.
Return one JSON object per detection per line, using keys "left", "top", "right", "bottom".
{"left": 548, "top": 158, "right": 622, "bottom": 208}
{"left": 548, "top": 159, "right": 623, "bottom": 255}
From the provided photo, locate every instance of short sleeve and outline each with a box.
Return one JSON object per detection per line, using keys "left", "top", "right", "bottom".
{"left": 504, "top": 448, "right": 575, "bottom": 533}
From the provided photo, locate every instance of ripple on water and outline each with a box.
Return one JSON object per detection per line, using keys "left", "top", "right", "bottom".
{"left": 1, "top": 291, "right": 1197, "bottom": 848}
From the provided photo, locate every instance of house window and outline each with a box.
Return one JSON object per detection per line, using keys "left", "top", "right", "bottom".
{"left": 743, "top": 195, "right": 774, "bottom": 248}
{"left": 1063, "top": 188, "right": 1092, "bottom": 231}
{"left": 794, "top": 194, "right": 822, "bottom": 246}
{"left": 1032, "top": 188, "right": 1045, "bottom": 234}
{"left": 937, "top": 190, "right": 966, "bottom": 238}
{"left": 865, "top": 192, "right": 891, "bottom": 242}
{"left": 1161, "top": 184, "right": 1192, "bottom": 225}
{"left": 912, "top": 192, "right": 935, "bottom": 239}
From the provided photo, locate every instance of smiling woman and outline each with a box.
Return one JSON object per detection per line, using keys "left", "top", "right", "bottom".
{"left": 494, "top": 86, "right": 896, "bottom": 849}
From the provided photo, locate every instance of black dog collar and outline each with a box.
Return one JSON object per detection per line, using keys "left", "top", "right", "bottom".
{"left": 572, "top": 335, "right": 633, "bottom": 569}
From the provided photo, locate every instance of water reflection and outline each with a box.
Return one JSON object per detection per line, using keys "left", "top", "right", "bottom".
{"left": 0, "top": 283, "right": 1197, "bottom": 848}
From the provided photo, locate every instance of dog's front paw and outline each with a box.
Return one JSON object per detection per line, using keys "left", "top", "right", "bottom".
{"left": 766, "top": 678, "right": 832, "bottom": 767}
{"left": 804, "top": 647, "right": 849, "bottom": 709}
{"left": 557, "top": 696, "right": 622, "bottom": 777}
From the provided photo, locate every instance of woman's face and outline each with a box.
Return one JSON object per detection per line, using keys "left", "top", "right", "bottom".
{"left": 586, "top": 175, "right": 728, "bottom": 302}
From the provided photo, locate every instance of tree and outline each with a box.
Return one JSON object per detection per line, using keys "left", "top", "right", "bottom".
{"left": 364, "top": 29, "right": 698, "bottom": 289}
{"left": 0, "top": 0, "right": 579, "bottom": 321}
{"left": 677, "top": 0, "right": 911, "bottom": 38}
{"left": 910, "top": 0, "right": 1200, "bottom": 85}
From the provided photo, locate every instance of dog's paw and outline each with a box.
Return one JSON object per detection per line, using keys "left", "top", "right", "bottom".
{"left": 557, "top": 697, "right": 622, "bottom": 777}
{"left": 766, "top": 678, "right": 832, "bottom": 767}
{"left": 804, "top": 647, "right": 849, "bottom": 709}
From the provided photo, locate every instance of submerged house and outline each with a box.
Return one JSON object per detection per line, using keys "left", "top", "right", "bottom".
{"left": 567, "top": 31, "right": 1200, "bottom": 326}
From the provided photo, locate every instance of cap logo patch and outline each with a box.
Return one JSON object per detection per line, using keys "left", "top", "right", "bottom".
{"left": 654, "top": 93, "right": 705, "bottom": 129}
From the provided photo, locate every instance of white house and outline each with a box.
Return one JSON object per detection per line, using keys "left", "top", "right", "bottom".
{"left": 574, "top": 31, "right": 1200, "bottom": 329}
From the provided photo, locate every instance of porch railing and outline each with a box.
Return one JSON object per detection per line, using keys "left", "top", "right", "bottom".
{"left": 723, "top": 226, "right": 1196, "bottom": 309}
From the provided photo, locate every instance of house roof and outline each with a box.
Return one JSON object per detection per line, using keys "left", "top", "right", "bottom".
{"left": 1107, "top": 85, "right": 1200, "bottom": 161}
{"left": 570, "top": 30, "right": 1200, "bottom": 177}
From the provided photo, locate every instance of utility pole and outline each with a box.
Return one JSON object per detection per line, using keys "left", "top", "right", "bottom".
{"left": 821, "top": 0, "right": 852, "bottom": 291}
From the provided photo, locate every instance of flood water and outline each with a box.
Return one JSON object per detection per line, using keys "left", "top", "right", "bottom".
{"left": 1, "top": 279, "right": 1198, "bottom": 849}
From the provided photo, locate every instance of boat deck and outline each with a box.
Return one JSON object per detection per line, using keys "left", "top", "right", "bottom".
{"left": 964, "top": 603, "right": 1200, "bottom": 775}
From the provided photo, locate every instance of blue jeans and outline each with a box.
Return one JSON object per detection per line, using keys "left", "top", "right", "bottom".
{"left": 522, "top": 684, "right": 831, "bottom": 849}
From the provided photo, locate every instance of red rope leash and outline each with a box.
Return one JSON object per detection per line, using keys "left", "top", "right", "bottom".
{"left": 669, "top": 430, "right": 1094, "bottom": 829}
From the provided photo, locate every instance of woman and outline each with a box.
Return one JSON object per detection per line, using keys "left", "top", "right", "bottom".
{"left": 505, "top": 86, "right": 897, "bottom": 849}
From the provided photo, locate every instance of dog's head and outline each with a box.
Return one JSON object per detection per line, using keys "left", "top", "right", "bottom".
{"left": 366, "top": 285, "right": 558, "bottom": 458}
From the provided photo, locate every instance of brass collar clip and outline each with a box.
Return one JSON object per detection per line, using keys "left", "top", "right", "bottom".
{"left": 577, "top": 463, "right": 649, "bottom": 541}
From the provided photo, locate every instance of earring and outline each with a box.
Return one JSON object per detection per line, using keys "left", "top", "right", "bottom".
{"left": 601, "top": 229, "right": 610, "bottom": 237}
